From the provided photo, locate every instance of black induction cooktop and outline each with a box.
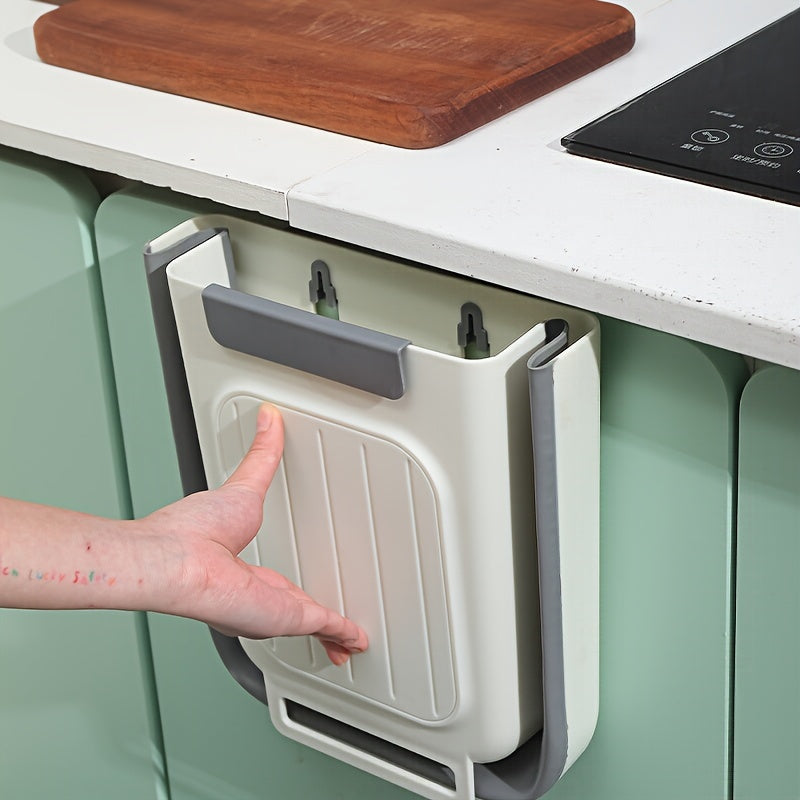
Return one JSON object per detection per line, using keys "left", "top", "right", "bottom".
{"left": 562, "top": 8, "right": 800, "bottom": 206}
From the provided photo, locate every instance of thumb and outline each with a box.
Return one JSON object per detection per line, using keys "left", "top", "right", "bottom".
{"left": 223, "top": 404, "right": 284, "bottom": 501}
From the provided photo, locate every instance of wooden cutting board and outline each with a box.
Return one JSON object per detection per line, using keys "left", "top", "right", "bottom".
{"left": 34, "top": 0, "right": 635, "bottom": 148}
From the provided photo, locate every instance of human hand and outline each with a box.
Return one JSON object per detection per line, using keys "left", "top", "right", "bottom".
{"left": 142, "top": 404, "right": 367, "bottom": 666}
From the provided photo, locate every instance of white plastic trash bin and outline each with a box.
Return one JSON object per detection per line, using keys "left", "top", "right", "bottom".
{"left": 144, "top": 215, "right": 600, "bottom": 800}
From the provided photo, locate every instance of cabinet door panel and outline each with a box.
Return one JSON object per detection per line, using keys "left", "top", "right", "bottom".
{"left": 735, "top": 365, "right": 800, "bottom": 799}
{"left": 544, "top": 319, "right": 747, "bottom": 800}
{"left": 96, "top": 185, "right": 418, "bottom": 800}
{"left": 0, "top": 147, "right": 164, "bottom": 800}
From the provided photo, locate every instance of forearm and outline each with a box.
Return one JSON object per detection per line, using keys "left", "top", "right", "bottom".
{"left": 0, "top": 497, "right": 182, "bottom": 613}
{"left": 0, "top": 405, "right": 367, "bottom": 663}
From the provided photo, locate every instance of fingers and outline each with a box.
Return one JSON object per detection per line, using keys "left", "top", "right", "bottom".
{"left": 320, "top": 641, "right": 355, "bottom": 666}
{"left": 235, "top": 563, "right": 369, "bottom": 665}
{"left": 223, "top": 561, "right": 369, "bottom": 665}
{"left": 299, "top": 603, "right": 369, "bottom": 666}
{"left": 224, "top": 404, "right": 284, "bottom": 501}
{"left": 309, "top": 607, "right": 369, "bottom": 654}
{"left": 277, "top": 580, "right": 369, "bottom": 656}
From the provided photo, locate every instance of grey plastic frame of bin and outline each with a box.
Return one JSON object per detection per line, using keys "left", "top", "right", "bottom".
{"left": 144, "top": 228, "right": 573, "bottom": 800}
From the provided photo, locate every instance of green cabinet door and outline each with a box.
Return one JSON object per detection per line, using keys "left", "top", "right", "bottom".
{"left": 734, "top": 364, "right": 800, "bottom": 800}
{"left": 0, "top": 148, "right": 165, "bottom": 799}
{"left": 544, "top": 319, "right": 748, "bottom": 800}
{"left": 95, "top": 185, "right": 418, "bottom": 800}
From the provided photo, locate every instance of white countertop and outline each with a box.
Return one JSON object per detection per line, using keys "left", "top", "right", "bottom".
{"left": 3, "top": 0, "right": 799, "bottom": 368}
{"left": 1, "top": 1, "right": 376, "bottom": 219}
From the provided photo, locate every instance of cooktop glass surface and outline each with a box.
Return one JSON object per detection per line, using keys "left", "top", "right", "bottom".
{"left": 562, "top": 9, "right": 800, "bottom": 206}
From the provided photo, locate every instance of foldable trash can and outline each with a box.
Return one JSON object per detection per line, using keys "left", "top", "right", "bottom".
{"left": 144, "top": 215, "right": 600, "bottom": 800}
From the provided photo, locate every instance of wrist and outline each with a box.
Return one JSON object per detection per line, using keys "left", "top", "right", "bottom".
{"left": 125, "top": 516, "right": 192, "bottom": 617}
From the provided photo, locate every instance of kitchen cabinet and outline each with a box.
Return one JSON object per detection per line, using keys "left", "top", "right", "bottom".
{"left": 96, "top": 183, "right": 748, "bottom": 800}
{"left": 0, "top": 148, "right": 164, "bottom": 799}
{"left": 734, "top": 365, "right": 800, "bottom": 800}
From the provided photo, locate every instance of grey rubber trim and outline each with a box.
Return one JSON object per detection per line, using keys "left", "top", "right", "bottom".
{"left": 473, "top": 318, "right": 570, "bottom": 800}
{"left": 144, "top": 228, "right": 222, "bottom": 497}
{"left": 202, "top": 283, "right": 410, "bottom": 399}
{"left": 144, "top": 228, "right": 268, "bottom": 703}
{"left": 209, "top": 629, "right": 268, "bottom": 704}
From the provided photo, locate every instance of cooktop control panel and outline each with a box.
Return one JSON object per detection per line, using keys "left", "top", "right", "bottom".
{"left": 562, "top": 8, "right": 800, "bottom": 206}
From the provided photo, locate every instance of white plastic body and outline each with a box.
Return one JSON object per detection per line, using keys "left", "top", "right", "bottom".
{"left": 157, "top": 214, "right": 599, "bottom": 800}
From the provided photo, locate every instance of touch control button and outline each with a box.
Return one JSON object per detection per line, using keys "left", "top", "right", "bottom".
{"left": 691, "top": 129, "right": 730, "bottom": 145}
{"left": 754, "top": 142, "right": 794, "bottom": 158}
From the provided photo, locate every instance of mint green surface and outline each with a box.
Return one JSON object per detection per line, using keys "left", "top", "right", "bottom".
{"left": 96, "top": 185, "right": 418, "bottom": 800}
{"left": 0, "top": 148, "right": 165, "bottom": 799}
{"left": 545, "top": 318, "right": 748, "bottom": 800}
{"left": 734, "top": 365, "right": 800, "bottom": 800}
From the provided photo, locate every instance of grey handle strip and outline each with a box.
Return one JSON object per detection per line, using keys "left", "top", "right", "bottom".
{"left": 144, "top": 228, "right": 224, "bottom": 497}
{"left": 472, "top": 318, "right": 570, "bottom": 800}
{"left": 525, "top": 318, "right": 571, "bottom": 795}
{"left": 202, "top": 284, "right": 410, "bottom": 400}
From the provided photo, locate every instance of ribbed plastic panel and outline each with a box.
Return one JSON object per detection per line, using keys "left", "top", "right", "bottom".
{"left": 218, "top": 394, "right": 456, "bottom": 721}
